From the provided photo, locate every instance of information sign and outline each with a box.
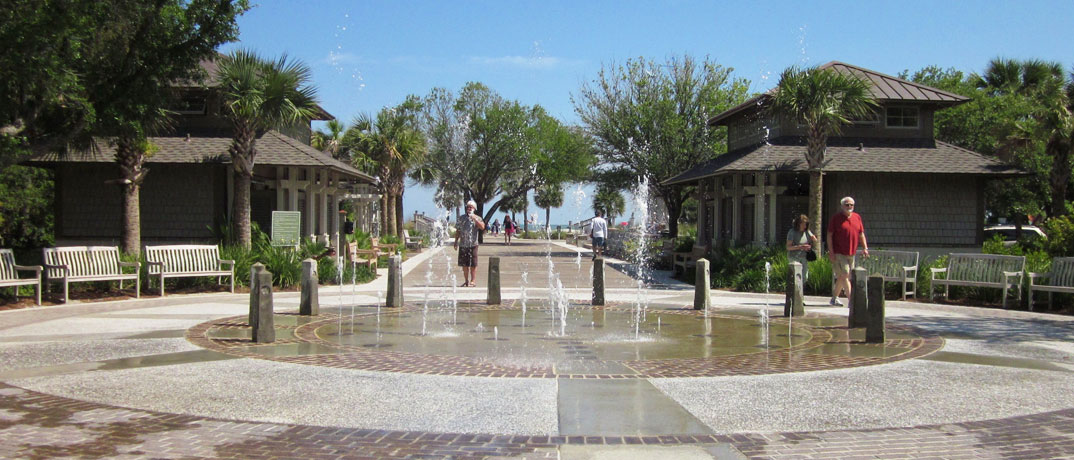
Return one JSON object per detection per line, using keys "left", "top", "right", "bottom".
{"left": 271, "top": 211, "right": 302, "bottom": 246}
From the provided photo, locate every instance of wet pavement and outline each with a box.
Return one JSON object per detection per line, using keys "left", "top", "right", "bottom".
{"left": 0, "top": 238, "right": 1073, "bottom": 458}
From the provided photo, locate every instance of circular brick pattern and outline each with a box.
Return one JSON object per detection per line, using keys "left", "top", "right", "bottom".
{"left": 188, "top": 303, "right": 943, "bottom": 378}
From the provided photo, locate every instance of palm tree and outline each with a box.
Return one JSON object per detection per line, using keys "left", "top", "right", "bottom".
{"left": 534, "top": 183, "right": 564, "bottom": 233}
{"left": 215, "top": 50, "right": 319, "bottom": 247}
{"left": 977, "top": 59, "right": 1073, "bottom": 217}
{"left": 593, "top": 183, "right": 625, "bottom": 224}
{"left": 344, "top": 107, "right": 426, "bottom": 236}
{"left": 312, "top": 118, "right": 346, "bottom": 159}
{"left": 770, "top": 66, "right": 876, "bottom": 237}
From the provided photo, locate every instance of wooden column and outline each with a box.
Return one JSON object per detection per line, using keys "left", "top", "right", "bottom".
{"left": 305, "top": 167, "right": 316, "bottom": 237}
{"left": 713, "top": 177, "right": 723, "bottom": 245}
{"left": 768, "top": 172, "right": 779, "bottom": 243}
{"left": 753, "top": 172, "right": 765, "bottom": 244}
{"left": 731, "top": 174, "right": 742, "bottom": 244}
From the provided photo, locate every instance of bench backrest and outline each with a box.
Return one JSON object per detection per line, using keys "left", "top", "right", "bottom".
{"left": 855, "top": 249, "right": 919, "bottom": 279}
{"left": 946, "top": 253, "right": 1026, "bottom": 283}
{"left": 1046, "top": 257, "right": 1074, "bottom": 287}
{"left": 0, "top": 249, "right": 20, "bottom": 281}
{"left": 43, "top": 246, "right": 123, "bottom": 279}
{"left": 145, "top": 245, "right": 221, "bottom": 274}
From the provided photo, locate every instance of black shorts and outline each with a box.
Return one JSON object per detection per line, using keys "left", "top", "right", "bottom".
{"left": 457, "top": 246, "right": 479, "bottom": 267}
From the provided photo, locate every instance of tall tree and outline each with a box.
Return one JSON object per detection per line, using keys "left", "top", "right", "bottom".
{"left": 769, "top": 66, "right": 877, "bottom": 237}
{"left": 417, "top": 83, "right": 593, "bottom": 224}
{"left": 216, "top": 50, "right": 319, "bottom": 247}
{"left": 975, "top": 59, "right": 1073, "bottom": 218}
{"left": 573, "top": 55, "right": 749, "bottom": 237}
{"left": 534, "top": 183, "right": 564, "bottom": 232}
{"left": 593, "top": 182, "right": 626, "bottom": 224}
{"left": 343, "top": 101, "right": 426, "bottom": 237}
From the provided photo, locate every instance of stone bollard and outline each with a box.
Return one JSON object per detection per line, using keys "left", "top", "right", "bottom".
{"left": 249, "top": 264, "right": 275, "bottom": 343}
{"left": 300, "top": 259, "right": 319, "bottom": 316}
{"left": 386, "top": 255, "right": 403, "bottom": 308}
{"left": 849, "top": 267, "right": 869, "bottom": 328}
{"left": 592, "top": 258, "right": 605, "bottom": 306}
{"left": 784, "top": 262, "right": 804, "bottom": 317}
{"left": 487, "top": 257, "right": 501, "bottom": 305}
{"left": 249, "top": 263, "right": 265, "bottom": 326}
{"left": 694, "top": 258, "right": 710, "bottom": 310}
{"left": 866, "top": 275, "right": 886, "bottom": 343}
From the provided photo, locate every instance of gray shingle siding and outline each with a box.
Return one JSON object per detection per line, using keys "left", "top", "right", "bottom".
{"left": 829, "top": 174, "right": 979, "bottom": 248}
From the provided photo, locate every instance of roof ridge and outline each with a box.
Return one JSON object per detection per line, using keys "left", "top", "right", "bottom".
{"left": 824, "top": 61, "right": 969, "bottom": 101}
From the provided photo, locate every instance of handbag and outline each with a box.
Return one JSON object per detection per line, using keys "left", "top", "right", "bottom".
{"left": 804, "top": 230, "right": 818, "bottom": 261}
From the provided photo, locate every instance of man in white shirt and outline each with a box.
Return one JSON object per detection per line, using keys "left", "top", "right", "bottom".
{"left": 590, "top": 210, "right": 608, "bottom": 259}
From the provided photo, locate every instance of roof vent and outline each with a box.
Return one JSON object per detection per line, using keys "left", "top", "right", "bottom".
{"left": 185, "top": 133, "right": 191, "bottom": 142}
{"left": 858, "top": 143, "right": 865, "bottom": 152}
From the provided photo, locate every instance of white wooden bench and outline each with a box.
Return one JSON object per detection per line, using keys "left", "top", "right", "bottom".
{"left": 43, "top": 246, "right": 140, "bottom": 303}
{"left": 144, "top": 245, "right": 235, "bottom": 296}
{"left": 402, "top": 230, "right": 423, "bottom": 251}
{"left": 0, "top": 249, "right": 42, "bottom": 305}
{"left": 673, "top": 245, "right": 708, "bottom": 275}
{"left": 1028, "top": 257, "right": 1074, "bottom": 311}
{"left": 930, "top": 253, "right": 1025, "bottom": 308}
{"left": 855, "top": 249, "right": 919, "bottom": 299}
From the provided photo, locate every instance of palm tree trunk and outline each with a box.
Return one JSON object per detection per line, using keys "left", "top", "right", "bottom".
{"left": 545, "top": 207, "right": 551, "bottom": 233}
{"left": 379, "top": 193, "right": 390, "bottom": 236}
{"left": 122, "top": 182, "right": 140, "bottom": 255}
{"left": 808, "top": 170, "right": 824, "bottom": 242}
{"left": 234, "top": 171, "right": 252, "bottom": 248}
{"left": 395, "top": 193, "right": 404, "bottom": 236}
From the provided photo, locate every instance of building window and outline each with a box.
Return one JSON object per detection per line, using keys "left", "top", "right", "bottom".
{"left": 885, "top": 107, "right": 919, "bottom": 128}
{"left": 170, "top": 93, "right": 207, "bottom": 115}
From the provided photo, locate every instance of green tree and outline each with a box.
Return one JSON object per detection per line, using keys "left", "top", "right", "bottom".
{"left": 769, "top": 65, "right": 877, "bottom": 237}
{"left": 216, "top": 50, "right": 320, "bottom": 247}
{"left": 534, "top": 183, "right": 564, "bottom": 232}
{"left": 312, "top": 119, "right": 346, "bottom": 159}
{"left": 417, "top": 83, "right": 593, "bottom": 224}
{"left": 593, "top": 183, "right": 626, "bottom": 224}
{"left": 573, "top": 55, "right": 749, "bottom": 237}
{"left": 0, "top": 164, "right": 53, "bottom": 248}
{"left": 343, "top": 101, "right": 427, "bottom": 237}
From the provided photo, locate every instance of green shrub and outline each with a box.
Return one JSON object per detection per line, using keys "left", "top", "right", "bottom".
{"left": 805, "top": 256, "right": 832, "bottom": 296}
{"left": 673, "top": 235, "right": 695, "bottom": 252}
{"left": 1045, "top": 215, "right": 1074, "bottom": 256}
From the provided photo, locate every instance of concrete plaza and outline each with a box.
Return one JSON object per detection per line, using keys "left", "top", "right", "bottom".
{"left": 1, "top": 239, "right": 1073, "bottom": 459}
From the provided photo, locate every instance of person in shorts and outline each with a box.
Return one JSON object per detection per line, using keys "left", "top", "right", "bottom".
{"left": 453, "top": 200, "right": 486, "bottom": 287}
{"left": 590, "top": 209, "right": 608, "bottom": 259}
{"left": 827, "top": 196, "right": 869, "bottom": 306}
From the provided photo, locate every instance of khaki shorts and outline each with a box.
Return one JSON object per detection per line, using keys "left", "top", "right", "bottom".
{"left": 457, "top": 246, "right": 479, "bottom": 267}
{"left": 831, "top": 253, "right": 855, "bottom": 277}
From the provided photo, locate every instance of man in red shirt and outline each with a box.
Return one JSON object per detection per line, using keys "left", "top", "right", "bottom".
{"left": 826, "top": 196, "right": 869, "bottom": 306}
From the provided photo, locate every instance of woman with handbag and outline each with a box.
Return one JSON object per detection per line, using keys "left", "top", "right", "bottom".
{"left": 787, "top": 214, "right": 819, "bottom": 283}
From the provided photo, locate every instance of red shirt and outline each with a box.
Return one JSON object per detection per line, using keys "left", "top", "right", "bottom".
{"left": 828, "top": 212, "right": 864, "bottom": 256}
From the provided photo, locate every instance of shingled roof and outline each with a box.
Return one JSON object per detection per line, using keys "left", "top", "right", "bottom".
{"left": 663, "top": 136, "right": 1024, "bottom": 186}
{"left": 30, "top": 131, "right": 376, "bottom": 183}
{"left": 708, "top": 61, "right": 970, "bottom": 126}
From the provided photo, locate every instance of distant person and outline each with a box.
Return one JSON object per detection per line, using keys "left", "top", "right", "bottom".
{"left": 453, "top": 200, "right": 486, "bottom": 287}
{"left": 491, "top": 218, "right": 501, "bottom": 236}
{"left": 786, "top": 214, "right": 818, "bottom": 282}
{"left": 590, "top": 209, "right": 608, "bottom": 259}
{"left": 827, "top": 197, "right": 868, "bottom": 306}
{"left": 503, "top": 214, "right": 516, "bottom": 245}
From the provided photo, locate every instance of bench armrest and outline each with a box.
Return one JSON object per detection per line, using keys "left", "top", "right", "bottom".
{"left": 930, "top": 267, "right": 947, "bottom": 280}
{"left": 43, "top": 263, "right": 69, "bottom": 277}
{"left": 903, "top": 266, "right": 917, "bottom": 277}
{"left": 1028, "top": 272, "right": 1050, "bottom": 285}
{"left": 218, "top": 259, "right": 235, "bottom": 268}
{"left": 118, "top": 261, "right": 140, "bottom": 273}
{"left": 1003, "top": 271, "right": 1023, "bottom": 279}
{"left": 13, "top": 265, "right": 42, "bottom": 275}
{"left": 145, "top": 261, "right": 164, "bottom": 268}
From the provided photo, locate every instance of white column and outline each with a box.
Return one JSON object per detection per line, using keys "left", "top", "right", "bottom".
{"left": 731, "top": 174, "right": 742, "bottom": 244}
{"left": 305, "top": 167, "right": 316, "bottom": 237}
{"left": 768, "top": 172, "right": 779, "bottom": 244}
{"left": 753, "top": 173, "right": 765, "bottom": 244}
{"left": 288, "top": 167, "right": 299, "bottom": 211}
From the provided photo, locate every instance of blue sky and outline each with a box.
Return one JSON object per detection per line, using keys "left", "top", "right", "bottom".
{"left": 221, "top": 0, "right": 1074, "bottom": 225}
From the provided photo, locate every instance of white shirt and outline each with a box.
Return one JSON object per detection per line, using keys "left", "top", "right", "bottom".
{"left": 590, "top": 216, "right": 608, "bottom": 238}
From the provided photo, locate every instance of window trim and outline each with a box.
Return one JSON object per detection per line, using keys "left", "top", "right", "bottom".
{"left": 885, "top": 106, "right": 920, "bottom": 129}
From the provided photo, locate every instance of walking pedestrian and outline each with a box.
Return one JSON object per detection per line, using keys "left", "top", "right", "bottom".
{"left": 827, "top": 197, "right": 868, "bottom": 306}
{"left": 453, "top": 200, "right": 486, "bottom": 287}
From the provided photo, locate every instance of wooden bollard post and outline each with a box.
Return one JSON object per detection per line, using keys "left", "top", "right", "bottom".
{"left": 592, "top": 258, "right": 605, "bottom": 306}
{"left": 785, "top": 262, "right": 804, "bottom": 317}
{"left": 249, "top": 263, "right": 265, "bottom": 326}
{"left": 849, "top": 267, "right": 869, "bottom": 328}
{"left": 386, "top": 255, "right": 402, "bottom": 308}
{"left": 250, "top": 265, "right": 275, "bottom": 343}
{"left": 487, "top": 257, "right": 501, "bottom": 304}
{"left": 694, "top": 258, "right": 710, "bottom": 310}
{"left": 866, "top": 275, "right": 886, "bottom": 343}
{"left": 300, "top": 259, "right": 319, "bottom": 316}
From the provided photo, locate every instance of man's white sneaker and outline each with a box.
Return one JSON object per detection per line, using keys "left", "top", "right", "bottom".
{"left": 829, "top": 298, "right": 843, "bottom": 306}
